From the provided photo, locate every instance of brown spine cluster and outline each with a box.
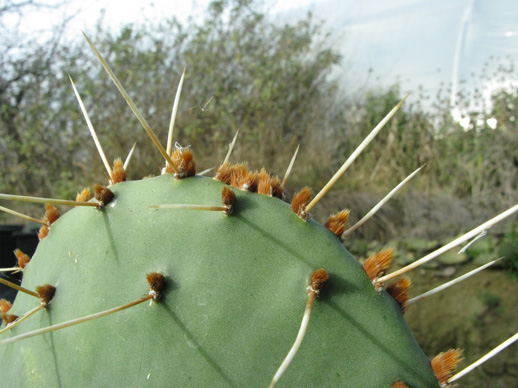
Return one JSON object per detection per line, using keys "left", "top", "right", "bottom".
{"left": 308, "top": 268, "right": 329, "bottom": 294}
{"left": 324, "top": 210, "right": 350, "bottom": 238}
{"left": 1, "top": 313, "right": 17, "bottom": 325}
{"left": 214, "top": 162, "right": 233, "bottom": 184}
{"left": 214, "top": 162, "right": 283, "bottom": 198}
{"left": 38, "top": 203, "right": 61, "bottom": 240}
{"left": 94, "top": 184, "right": 114, "bottom": 209}
{"left": 14, "top": 249, "right": 31, "bottom": 270}
{"left": 431, "top": 349, "right": 463, "bottom": 386}
{"left": 231, "top": 163, "right": 258, "bottom": 192}
{"left": 0, "top": 299, "right": 17, "bottom": 325}
{"left": 291, "top": 187, "right": 312, "bottom": 221}
{"left": 37, "top": 224, "right": 49, "bottom": 240}
{"left": 75, "top": 188, "right": 91, "bottom": 202}
{"left": 0, "top": 299, "right": 12, "bottom": 313}
{"left": 169, "top": 148, "right": 196, "bottom": 178}
{"left": 257, "top": 168, "right": 272, "bottom": 195}
{"left": 363, "top": 249, "right": 394, "bottom": 282}
{"left": 146, "top": 272, "right": 166, "bottom": 300}
{"left": 391, "top": 381, "right": 409, "bottom": 388}
{"left": 36, "top": 284, "right": 56, "bottom": 307}
{"left": 111, "top": 158, "right": 127, "bottom": 184}
{"left": 44, "top": 204, "right": 60, "bottom": 225}
{"left": 222, "top": 187, "right": 237, "bottom": 215}
{"left": 270, "top": 177, "right": 283, "bottom": 199}
{"left": 386, "top": 277, "right": 411, "bottom": 313}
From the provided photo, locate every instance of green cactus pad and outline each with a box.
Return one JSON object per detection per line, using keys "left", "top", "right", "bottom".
{"left": 0, "top": 175, "right": 439, "bottom": 387}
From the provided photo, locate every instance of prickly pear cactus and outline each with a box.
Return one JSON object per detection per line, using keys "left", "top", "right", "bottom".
{"left": 1, "top": 173, "right": 441, "bottom": 387}
{"left": 0, "top": 35, "right": 480, "bottom": 388}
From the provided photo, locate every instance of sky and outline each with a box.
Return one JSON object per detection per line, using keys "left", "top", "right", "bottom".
{"left": 2, "top": 0, "right": 316, "bottom": 35}
{"left": 282, "top": 0, "right": 518, "bottom": 126}
{"left": 3, "top": 0, "right": 517, "bottom": 124}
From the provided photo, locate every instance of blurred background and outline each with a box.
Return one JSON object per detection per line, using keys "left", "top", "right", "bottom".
{"left": 1, "top": 0, "right": 517, "bottom": 386}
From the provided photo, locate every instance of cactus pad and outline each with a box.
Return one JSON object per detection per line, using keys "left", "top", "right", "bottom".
{"left": 0, "top": 174, "right": 441, "bottom": 387}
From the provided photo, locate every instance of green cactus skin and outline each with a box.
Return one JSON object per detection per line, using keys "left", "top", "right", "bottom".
{"left": 0, "top": 174, "right": 440, "bottom": 387}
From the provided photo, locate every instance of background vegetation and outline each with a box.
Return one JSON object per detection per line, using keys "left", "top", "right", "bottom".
{"left": 1, "top": 0, "right": 517, "bottom": 225}
{"left": 1, "top": 0, "right": 516, "bottom": 237}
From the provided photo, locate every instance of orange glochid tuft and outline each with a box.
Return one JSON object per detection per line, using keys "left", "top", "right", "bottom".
{"left": 270, "top": 177, "right": 284, "bottom": 199}
{"left": 222, "top": 187, "right": 237, "bottom": 215}
{"left": 217, "top": 163, "right": 283, "bottom": 197}
{"left": 386, "top": 277, "right": 411, "bottom": 313}
{"left": 324, "top": 209, "right": 350, "bottom": 238}
{"left": 38, "top": 224, "right": 49, "bottom": 240}
{"left": 1, "top": 313, "right": 18, "bottom": 325}
{"left": 291, "top": 187, "right": 312, "bottom": 221}
{"left": 231, "top": 163, "right": 258, "bottom": 192}
{"left": 309, "top": 268, "right": 329, "bottom": 294}
{"left": 230, "top": 163, "right": 248, "bottom": 188}
{"left": 94, "top": 184, "right": 114, "bottom": 209}
{"left": 146, "top": 272, "right": 166, "bottom": 299}
{"left": 0, "top": 299, "right": 12, "bottom": 314}
{"left": 257, "top": 168, "right": 272, "bottom": 195}
{"left": 0, "top": 298, "right": 14, "bottom": 325}
{"left": 171, "top": 147, "right": 196, "bottom": 178}
{"left": 214, "top": 162, "right": 233, "bottom": 184}
{"left": 75, "top": 188, "right": 91, "bottom": 203}
{"left": 391, "top": 381, "right": 409, "bottom": 388}
{"left": 431, "top": 349, "right": 463, "bottom": 385}
{"left": 44, "top": 203, "right": 60, "bottom": 225}
{"left": 14, "top": 249, "right": 31, "bottom": 270}
{"left": 36, "top": 284, "right": 56, "bottom": 307}
{"left": 111, "top": 158, "right": 127, "bottom": 184}
{"left": 363, "top": 249, "right": 394, "bottom": 282}
{"left": 243, "top": 170, "right": 258, "bottom": 192}
{"left": 165, "top": 164, "right": 175, "bottom": 174}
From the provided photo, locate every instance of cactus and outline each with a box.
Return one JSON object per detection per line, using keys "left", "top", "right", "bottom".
{"left": 1, "top": 35, "right": 517, "bottom": 388}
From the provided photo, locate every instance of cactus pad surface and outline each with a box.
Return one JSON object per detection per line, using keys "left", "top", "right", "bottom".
{"left": 1, "top": 174, "right": 440, "bottom": 387}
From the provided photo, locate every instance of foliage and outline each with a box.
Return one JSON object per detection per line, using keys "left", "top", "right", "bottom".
{"left": 0, "top": 0, "right": 79, "bottom": 205}
{"left": 335, "top": 79, "right": 518, "bottom": 211}
{"left": 477, "top": 291, "right": 502, "bottom": 311}
{"left": 500, "top": 223, "right": 518, "bottom": 277}
{"left": 0, "top": 0, "right": 344, "bottom": 221}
